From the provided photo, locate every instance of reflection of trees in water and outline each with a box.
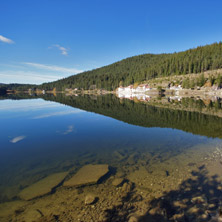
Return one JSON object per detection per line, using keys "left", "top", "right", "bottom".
{"left": 2, "top": 94, "right": 222, "bottom": 138}
{"left": 0, "top": 87, "right": 7, "bottom": 95}
{"left": 43, "top": 94, "right": 222, "bottom": 138}
{"left": 105, "top": 165, "right": 222, "bottom": 222}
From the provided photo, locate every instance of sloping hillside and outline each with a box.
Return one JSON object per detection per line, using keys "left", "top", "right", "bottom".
{"left": 41, "top": 42, "right": 222, "bottom": 90}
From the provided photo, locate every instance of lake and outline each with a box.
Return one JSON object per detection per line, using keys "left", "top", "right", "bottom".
{"left": 0, "top": 94, "right": 222, "bottom": 221}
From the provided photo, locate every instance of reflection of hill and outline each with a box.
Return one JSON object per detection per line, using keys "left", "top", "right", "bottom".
{"left": 2, "top": 94, "right": 222, "bottom": 138}
{"left": 41, "top": 94, "right": 222, "bottom": 138}
{"left": 147, "top": 96, "right": 222, "bottom": 118}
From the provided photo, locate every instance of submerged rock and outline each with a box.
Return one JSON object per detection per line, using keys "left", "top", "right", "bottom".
{"left": 128, "top": 215, "right": 139, "bottom": 222}
{"left": 63, "top": 164, "right": 109, "bottom": 187}
{"left": 113, "top": 151, "right": 126, "bottom": 161}
{"left": 112, "top": 178, "right": 124, "bottom": 187}
{"left": 18, "top": 172, "right": 68, "bottom": 200}
{"left": 0, "top": 200, "right": 26, "bottom": 219}
{"left": 122, "top": 182, "right": 133, "bottom": 193}
{"left": 85, "top": 194, "right": 96, "bottom": 205}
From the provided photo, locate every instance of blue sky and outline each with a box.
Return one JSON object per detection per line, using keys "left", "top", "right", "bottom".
{"left": 0, "top": 0, "right": 222, "bottom": 84}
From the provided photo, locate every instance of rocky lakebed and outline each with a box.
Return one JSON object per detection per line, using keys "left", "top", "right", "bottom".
{"left": 0, "top": 143, "right": 222, "bottom": 222}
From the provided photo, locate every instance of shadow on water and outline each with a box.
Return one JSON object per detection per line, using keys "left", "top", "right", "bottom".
{"left": 104, "top": 165, "right": 222, "bottom": 222}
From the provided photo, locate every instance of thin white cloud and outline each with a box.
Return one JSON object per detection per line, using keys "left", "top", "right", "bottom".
{"left": 0, "top": 71, "right": 61, "bottom": 84}
{"left": 55, "top": 44, "right": 68, "bottom": 56}
{"left": 10, "top": 136, "right": 26, "bottom": 143}
{"left": 0, "top": 62, "right": 83, "bottom": 84}
{"left": 49, "top": 44, "right": 69, "bottom": 56}
{"left": 0, "top": 35, "right": 14, "bottom": 44}
{"left": 32, "top": 110, "right": 83, "bottom": 119}
{"left": 23, "top": 62, "right": 82, "bottom": 74}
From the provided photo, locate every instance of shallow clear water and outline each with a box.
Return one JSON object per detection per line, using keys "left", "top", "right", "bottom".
{"left": 0, "top": 95, "right": 222, "bottom": 205}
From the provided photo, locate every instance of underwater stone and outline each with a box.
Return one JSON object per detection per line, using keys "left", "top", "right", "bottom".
{"left": 112, "top": 178, "right": 124, "bottom": 187}
{"left": 85, "top": 194, "right": 96, "bottom": 205}
{"left": 128, "top": 215, "right": 139, "bottom": 222}
{"left": 122, "top": 182, "right": 133, "bottom": 193}
{"left": 18, "top": 172, "right": 68, "bottom": 200}
{"left": 63, "top": 164, "right": 109, "bottom": 187}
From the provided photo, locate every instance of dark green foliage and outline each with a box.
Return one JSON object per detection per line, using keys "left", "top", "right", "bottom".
{"left": 41, "top": 42, "right": 222, "bottom": 90}
{"left": 209, "top": 75, "right": 214, "bottom": 85}
{"left": 197, "top": 74, "right": 205, "bottom": 87}
{"left": 215, "top": 74, "right": 222, "bottom": 86}
{"left": 2, "top": 83, "right": 37, "bottom": 91}
{"left": 0, "top": 85, "right": 7, "bottom": 95}
{"left": 190, "top": 79, "right": 195, "bottom": 88}
{"left": 182, "top": 78, "right": 189, "bottom": 88}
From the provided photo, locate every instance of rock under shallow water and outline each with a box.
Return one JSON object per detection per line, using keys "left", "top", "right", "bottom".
{"left": 18, "top": 172, "right": 68, "bottom": 200}
{"left": 85, "top": 194, "right": 96, "bottom": 205}
{"left": 122, "top": 182, "right": 133, "bottom": 193}
{"left": 128, "top": 215, "right": 139, "bottom": 222}
{"left": 0, "top": 200, "right": 26, "bottom": 219}
{"left": 63, "top": 164, "right": 109, "bottom": 187}
{"left": 112, "top": 178, "right": 124, "bottom": 187}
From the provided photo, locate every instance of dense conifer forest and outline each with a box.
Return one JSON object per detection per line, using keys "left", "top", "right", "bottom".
{"left": 40, "top": 42, "right": 222, "bottom": 90}
{"left": 0, "top": 84, "right": 36, "bottom": 93}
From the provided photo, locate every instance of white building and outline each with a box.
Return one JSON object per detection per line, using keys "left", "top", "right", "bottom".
{"left": 116, "top": 84, "right": 151, "bottom": 101}
{"left": 135, "top": 84, "right": 150, "bottom": 93}
{"left": 170, "top": 85, "right": 182, "bottom": 90}
{"left": 117, "top": 84, "right": 151, "bottom": 95}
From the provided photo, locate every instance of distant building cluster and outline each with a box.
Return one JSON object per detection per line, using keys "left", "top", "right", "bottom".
{"left": 116, "top": 84, "right": 151, "bottom": 101}
{"left": 169, "top": 85, "right": 182, "bottom": 90}
{"left": 117, "top": 84, "right": 151, "bottom": 94}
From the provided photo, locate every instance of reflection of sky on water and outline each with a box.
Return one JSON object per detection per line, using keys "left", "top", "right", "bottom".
{"left": 0, "top": 99, "right": 84, "bottom": 149}
{"left": 0, "top": 98, "right": 221, "bottom": 203}
{"left": 62, "top": 125, "right": 75, "bottom": 135}
{"left": 10, "top": 135, "right": 26, "bottom": 143}
{"left": 32, "top": 110, "right": 83, "bottom": 119}
{"left": 0, "top": 99, "right": 60, "bottom": 111}
{"left": 0, "top": 99, "right": 84, "bottom": 119}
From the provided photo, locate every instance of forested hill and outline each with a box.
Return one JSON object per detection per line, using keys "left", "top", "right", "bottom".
{"left": 0, "top": 83, "right": 36, "bottom": 92}
{"left": 41, "top": 42, "right": 222, "bottom": 91}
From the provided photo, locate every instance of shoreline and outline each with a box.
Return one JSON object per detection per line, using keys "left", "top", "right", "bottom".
{"left": 5, "top": 87, "right": 222, "bottom": 99}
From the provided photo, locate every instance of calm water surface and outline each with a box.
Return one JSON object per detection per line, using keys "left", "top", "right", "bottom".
{"left": 0, "top": 95, "right": 222, "bottom": 208}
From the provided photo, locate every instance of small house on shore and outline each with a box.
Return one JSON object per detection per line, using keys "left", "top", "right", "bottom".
{"left": 117, "top": 84, "right": 151, "bottom": 95}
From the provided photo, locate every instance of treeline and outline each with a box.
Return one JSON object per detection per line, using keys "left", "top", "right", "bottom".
{"left": 0, "top": 83, "right": 37, "bottom": 91}
{"left": 40, "top": 42, "right": 222, "bottom": 90}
